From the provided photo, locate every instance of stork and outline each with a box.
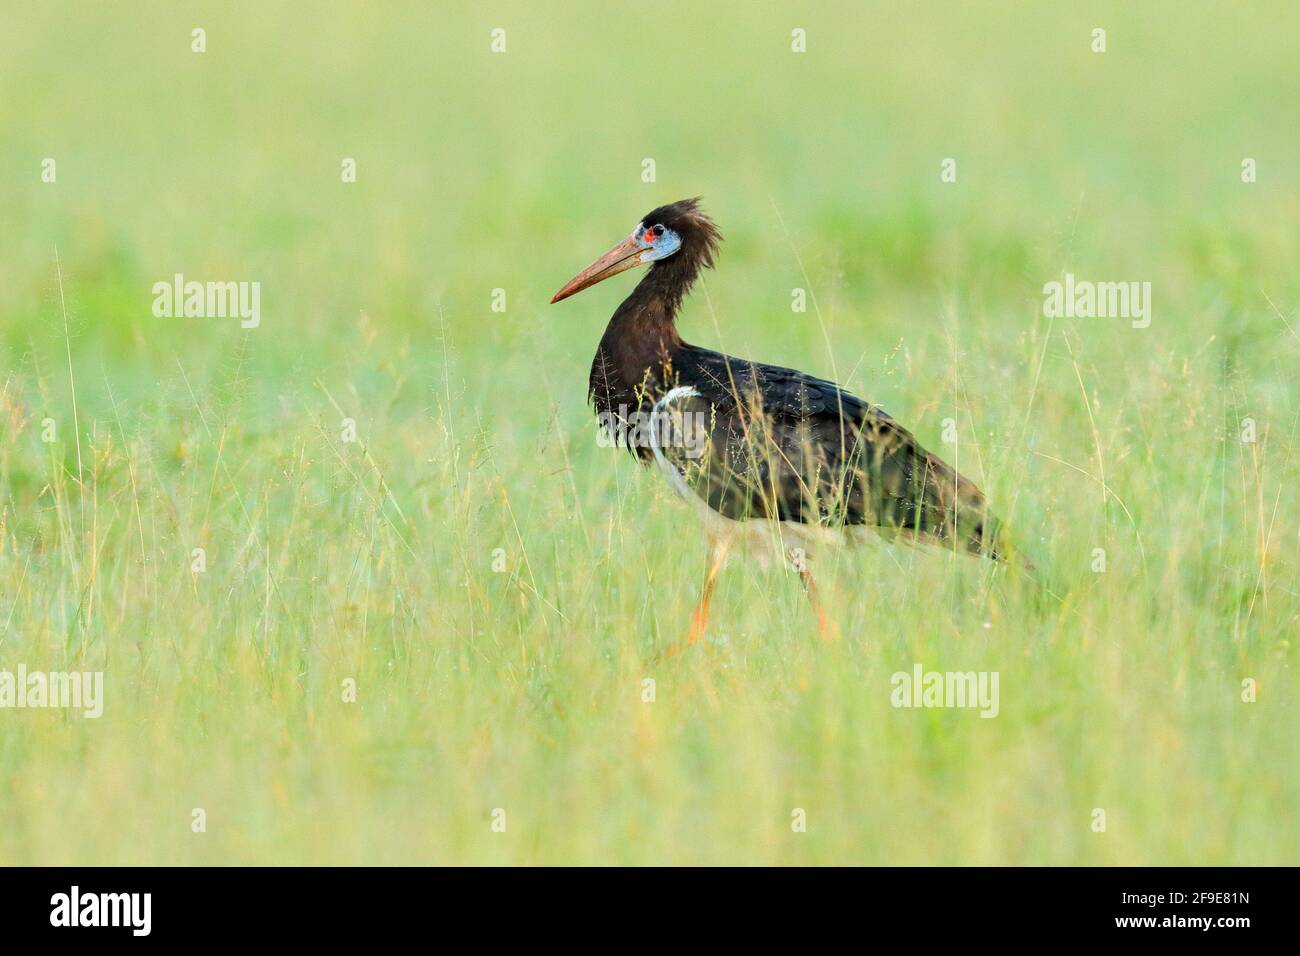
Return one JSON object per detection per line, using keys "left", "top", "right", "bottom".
{"left": 552, "top": 198, "right": 1024, "bottom": 651}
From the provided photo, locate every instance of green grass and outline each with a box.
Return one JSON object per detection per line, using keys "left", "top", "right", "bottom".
{"left": 0, "top": 0, "right": 1296, "bottom": 864}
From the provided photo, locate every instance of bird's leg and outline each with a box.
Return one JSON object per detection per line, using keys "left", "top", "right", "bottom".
{"left": 680, "top": 536, "right": 730, "bottom": 650}
{"left": 798, "top": 566, "right": 839, "bottom": 641}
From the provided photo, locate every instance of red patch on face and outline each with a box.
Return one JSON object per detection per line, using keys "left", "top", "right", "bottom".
{"left": 644, "top": 229, "right": 656, "bottom": 243}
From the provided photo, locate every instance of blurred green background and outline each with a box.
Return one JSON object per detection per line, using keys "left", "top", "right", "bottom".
{"left": 0, "top": 1, "right": 1296, "bottom": 864}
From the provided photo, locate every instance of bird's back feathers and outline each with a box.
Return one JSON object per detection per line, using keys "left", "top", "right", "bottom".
{"left": 639, "top": 345, "right": 1010, "bottom": 561}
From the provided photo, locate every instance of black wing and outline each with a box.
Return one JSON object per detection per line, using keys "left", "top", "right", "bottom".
{"left": 655, "top": 344, "right": 1004, "bottom": 558}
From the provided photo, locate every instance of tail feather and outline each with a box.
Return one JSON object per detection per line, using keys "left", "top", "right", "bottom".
{"left": 892, "top": 449, "right": 1042, "bottom": 579}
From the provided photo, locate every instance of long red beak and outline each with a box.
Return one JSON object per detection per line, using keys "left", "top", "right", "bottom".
{"left": 551, "top": 235, "right": 646, "bottom": 303}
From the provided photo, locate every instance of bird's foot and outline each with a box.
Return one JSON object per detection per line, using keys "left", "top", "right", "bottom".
{"left": 816, "top": 609, "right": 842, "bottom": 642}
{"left": 653, "top": 637, "right": 699, "bottom": 662}
{"left": 651, "top": 610, "right": 711, "bottom": 661}
{"left": 686, "top": 611, "right": 708, "bottom": 646}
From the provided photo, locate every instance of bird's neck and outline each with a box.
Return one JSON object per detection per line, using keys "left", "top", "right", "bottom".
{"left": 590, "top": 257, "right": 702, "bottom": 412}
{"left": 601, "top": 254, "right": 702, "bottom": 353}
{"left": 630, "top": 251, "right": 703, "bottom": 318}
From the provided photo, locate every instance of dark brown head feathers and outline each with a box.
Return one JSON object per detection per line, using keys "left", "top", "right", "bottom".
{"left": 640, "top": 197, "right": 721, "bottom": 273}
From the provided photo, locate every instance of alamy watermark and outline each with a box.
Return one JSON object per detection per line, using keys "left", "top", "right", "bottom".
{"left": 597, "top": 403, "right": 709, "bottom": 459}
{"left": 1042, "top": 273, "right": 1151, "bottom": 328}
{"left": 0, "top": 665, "right": 103, "bottom": 718}
{"left": 50, "top": 886, "right": 150, "bottom": 936}
{"left": 152, "top": 273, "right": 260, "bottom": 328}
{"left": 890, "top": 664, "right": 999, "bottom": 718}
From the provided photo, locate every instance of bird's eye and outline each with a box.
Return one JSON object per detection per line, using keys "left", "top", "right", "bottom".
{"left": 653, "top": 225, "right": 665, "bottom": 237}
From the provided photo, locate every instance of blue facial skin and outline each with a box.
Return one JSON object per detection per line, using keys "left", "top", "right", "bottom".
{"left": 633, "top": 223, "right": 683, "bottom": 263}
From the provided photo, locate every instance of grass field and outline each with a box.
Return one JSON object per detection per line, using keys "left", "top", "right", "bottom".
{"left": 1, "top": 1, "right": 1297, "bottom": 865}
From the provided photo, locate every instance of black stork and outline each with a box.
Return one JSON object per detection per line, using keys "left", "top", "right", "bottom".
{"left": 552, "top": 198, "right": 1023, "bottom": 650}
